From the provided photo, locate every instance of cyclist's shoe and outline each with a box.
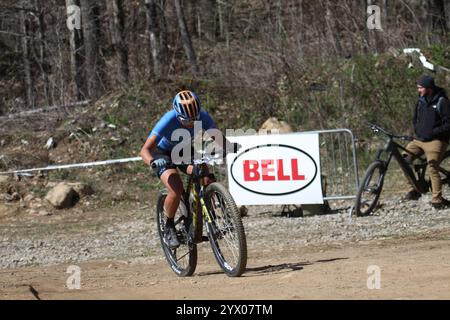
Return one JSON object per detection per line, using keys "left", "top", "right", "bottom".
{"left": 431, "top": 198, "right": 450, "bottom": 210}
{"left": 164, "top": 225, "right": 181, "bottom": 249}
{"left": 403, "top": 190, "right": 421, "bottom": 201}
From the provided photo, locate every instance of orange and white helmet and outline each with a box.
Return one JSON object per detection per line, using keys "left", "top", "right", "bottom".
{"left": 172, "top": 90, "right": 201, "bottom": 121}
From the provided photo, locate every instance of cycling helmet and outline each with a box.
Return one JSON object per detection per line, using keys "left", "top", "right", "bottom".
{"left": 172, "top": 90, "right": 201, "bottom": 122}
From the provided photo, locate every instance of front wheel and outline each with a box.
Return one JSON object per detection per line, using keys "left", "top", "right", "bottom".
{"left": 204, "top": 182, "right": 247, "bottom": 277}
{"left": 354, "top": 161, "right": 386, "bottom": 216}
{"left": 156, "top": 194, "right": 197, "bottom": 277}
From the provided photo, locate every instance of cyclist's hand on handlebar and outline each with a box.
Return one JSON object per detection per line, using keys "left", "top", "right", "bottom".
{"left": 150, "top": 158, "right": 168, "bottom": 169}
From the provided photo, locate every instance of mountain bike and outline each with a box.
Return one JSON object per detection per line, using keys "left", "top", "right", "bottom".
{"left": 354, "top": 124, "right": 450, "bottom": 216}
{"left": 153, "top": 152, "right": 247, "bottom": 277}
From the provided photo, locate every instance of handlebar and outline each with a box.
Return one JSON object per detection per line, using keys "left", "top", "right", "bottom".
{"left": 368, "top": 123, "right": 413, "bottom": 141}
{"left": 151, "top": 149, "right": 227, "bottom": 169}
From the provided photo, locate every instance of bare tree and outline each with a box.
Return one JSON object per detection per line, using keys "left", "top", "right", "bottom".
{"left": 66, "top": 0, "right": 84, "bottom": 100}
{"left": 20, "top": 0, "right": 35, "bottom": 108}
{"left": 324, "top": 1, "right": 343, "bottom": 57}
{"left": 185, "top": 0, "right": 198, "bottom": 37}
{"left": 444, "top": 0, "right": 450, "bottom": 31}
{"left": 157, "top": 0, "right": 169, "bottom": 74}
{"left": 199, "top": 0, "right": 216, "bottom": 42}
{"left": 145, "top": 0, "right": 162, "bottom": 77}
{"left": 80, "top": 0, "right": 102, "bottom": 99}
{"left": 106, "top": 0, "right": 129, "bottom": 85}
{"left": 174, "top": 0, "right": 199, "bottom": 76}
{"left": 34, "top": 0, "right": 49, "bottom": 105}
{"left": 367, "top": 0, "right": 385, "bottom": 53}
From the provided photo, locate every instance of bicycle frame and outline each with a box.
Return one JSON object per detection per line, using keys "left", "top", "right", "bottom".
{"left": 183, "top": 164, "right": 215, "bottom": 244}
{"left": 374, "top": 137, "right": 429, "bottom": 193}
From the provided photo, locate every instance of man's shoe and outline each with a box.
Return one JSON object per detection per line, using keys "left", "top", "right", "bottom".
{"left": 403, "top": 190, "right": 421, "bottom": 201}
{"left": 164, "top": 225, "right": 181, "bottom": 249}
{"left": 431, "top": 198, "right": 450, "bottom": 210}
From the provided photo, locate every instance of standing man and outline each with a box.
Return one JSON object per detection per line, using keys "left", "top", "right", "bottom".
{"left": 403, "top": 75, "right": 450, "bottom": 209}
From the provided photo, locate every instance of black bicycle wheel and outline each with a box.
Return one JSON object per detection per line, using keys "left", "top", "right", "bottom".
{"left": 354, "top": 161, "right": 386, "bottom": 216}
{"left": 204, "top": 182, "right": 247, "bottom": 277}
{"left": 438, "top": 150, "right": 450, "bottom": 186}
{"left": 156, "top": 194, "right": 197, "bottom": 277}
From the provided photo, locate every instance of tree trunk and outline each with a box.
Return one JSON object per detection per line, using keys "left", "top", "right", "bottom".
{"left": 444, "top": 0, "right": 450, "bottom": 31}
{"left": 157, "top": 0, "right": 168, "bottom": 74}
{"left": 20, "top": 1, "right": 35, "bottom": 108}
{"left": 34, "top": 0, "right": 50, "bottom": 105}
{"left": 145, "top": 0, "right": 161, "bottom": 77}
{"left": 217, "top": 0, "right": 231, "bottom": 46}
{"left": 428, "top": 0, "right": 446, "bottom": 41}
{"left": 174, "top": 0, "right": 199, "bottom": 76}
{"left": 324, "top": 1, "right": 343, "bottom": 57}
{"left": 367, "top": 0, "right": 385, "bottom": 53}
{"left": 80, "top": 0, "right": 102, "bottom": 100}
{"left": 66, "top": 0, "right": 84, "bottom": 100}
{"left": 106, "top": 0, "right": 129, "bottom": 85}
{"left": 185, "top": 0, "right": 198, "bottom": 37}
{"left": 200, "top": 0, "right": 216, "bottom": 42}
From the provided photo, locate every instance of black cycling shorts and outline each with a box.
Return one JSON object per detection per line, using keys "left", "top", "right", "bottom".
{"left": 151, "top": 147, "right": 190, "bottom": 178}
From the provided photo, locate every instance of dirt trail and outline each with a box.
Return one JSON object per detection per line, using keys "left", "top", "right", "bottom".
{"left": 2, "top": 231, "right": 450, "bottom": 300}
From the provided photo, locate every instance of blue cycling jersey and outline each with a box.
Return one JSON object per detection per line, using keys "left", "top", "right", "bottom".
{"left": 148, "top": 109, "right": 217, "bottom": 151}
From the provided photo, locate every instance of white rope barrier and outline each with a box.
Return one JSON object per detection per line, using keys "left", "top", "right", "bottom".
{"left": 0, "top": 157, "right": 142, "bottom": 175}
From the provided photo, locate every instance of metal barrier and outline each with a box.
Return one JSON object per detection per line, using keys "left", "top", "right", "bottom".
{"left": 315, "top": 129, "right": 359, "bottom": 201}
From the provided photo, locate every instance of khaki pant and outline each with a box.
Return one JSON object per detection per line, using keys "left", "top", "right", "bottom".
{"left": 405, "top": 139, "right": 448, "bottom": 203}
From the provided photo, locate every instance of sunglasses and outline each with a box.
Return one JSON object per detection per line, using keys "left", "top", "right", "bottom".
{"left": 177, "top": 114, "right": 199, "bottom": 126}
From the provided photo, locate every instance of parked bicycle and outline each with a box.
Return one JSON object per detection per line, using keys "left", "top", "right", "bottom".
{"left": 354, "top": 124, "right": 450, "bottom": 216}
{"left": 153, "top": 151, "right": 247, "bottom": 277}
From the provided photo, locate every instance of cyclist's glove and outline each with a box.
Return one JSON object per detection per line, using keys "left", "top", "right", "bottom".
{"left": 150, "top": 158, "right": 168, "bottom": 169}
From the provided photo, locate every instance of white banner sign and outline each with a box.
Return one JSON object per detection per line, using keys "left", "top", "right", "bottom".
{"left": 226, "top": 133, "right": 323, "bottom": 205}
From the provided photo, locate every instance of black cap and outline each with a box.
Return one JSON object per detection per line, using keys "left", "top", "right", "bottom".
{"left": 417, "top": 75, "right": 435, "bottom": 89}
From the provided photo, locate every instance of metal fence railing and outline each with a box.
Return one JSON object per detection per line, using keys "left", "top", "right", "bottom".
{"left": 315, "top": 129, "right": 359, "bottom": 201}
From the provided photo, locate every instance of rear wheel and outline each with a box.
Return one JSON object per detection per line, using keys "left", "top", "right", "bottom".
{"left": 156, "top": 194, "right": 197, "bottom": 277}
{"left": 354, "top": 161, "right": 386, "bottom": 216}
{"left": 204, "top": 182, "right": 247, "bottom": 277}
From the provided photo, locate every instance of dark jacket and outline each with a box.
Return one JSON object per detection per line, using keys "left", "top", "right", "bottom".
{"left": 413, "top": 86, "right": 450, "bottom": 142}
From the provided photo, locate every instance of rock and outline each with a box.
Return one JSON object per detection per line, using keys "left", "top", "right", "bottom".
{"left": 0, "top": 175, "right": 10, "bottom": 185}
{"left": 239, "top": 206, "right": 248, "bottom": 217}
{"left": 24, "top": 194, "right": 35, "bottom": 203}
{"left": 38, "top": 210, "right": 51, "bottom": 216}
{"left": 260, "top": 117, "right": 293, "bottom": 134}
{"left": 45, "top": 182, "right": 77, "bottom": 209}
{"left": 112, "top": 190, "right": 125, "bottom": 201}
{"left": 6, "top": 192, "right": 20, "bottom": 202}
{"left": 29, "top": 200, "right": 43, "bottom": 209}
{"left": 67, "top": 182, "right": 94, "bottom": 198}
{"left": 45, "top": 181, "right": 58, "bottom": 188}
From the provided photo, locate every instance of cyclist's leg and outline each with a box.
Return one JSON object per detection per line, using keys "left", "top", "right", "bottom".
{"left": 404, "top": 140, "right": 425, "bottom": 193}
{"left": 159, "top": 169, "right": 184, "bottom": 218}
{"left": 150, "top": 148, "right": 183, "bottom": 218}
{"left": 422, "top": 140, "right": 449, "bottom": 203}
